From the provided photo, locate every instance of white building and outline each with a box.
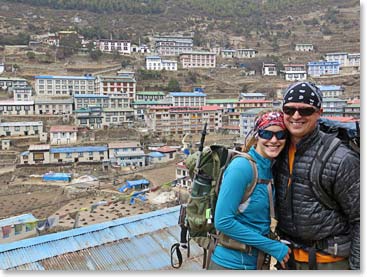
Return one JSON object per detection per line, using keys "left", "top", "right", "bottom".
{"left": 131, "top": 44, "right": 151, "bottom": 54}
{"left": 179, "top": 51, "right": 216, "bottom": 68}
{"left": 103, "top": 108, "right": 134, "bottom": 128}
{"left": 167, "top": 91, "right": 207, "bottom": 107}
{"left": 0, "top": 214, "right": 38, "bottom": 244}
{"left": 108, "top": 141, "right": 146, "bottom": 167}
{"left": 347, "top": 53, "right": 360, "bottom": 67}
{"left": 236, "top": 49, "right": 257, "bottom": 58}
{"left": 20, "top": 144, "right": 50, "bottom": 165}
{"left": 34, "top": 97, "right": 73, "bottom": 115}
{"left": 324, "top": 52, "right": 348, "bottom": 67}
{"left": 0, "top": 121, "right": 43, "bottom": 137}
{"left": 0, "top": 100, "right": 34, "bottom": 115}
{"left": 280, "top": 64, "right": 307, "bottom": 81}
{"left": 262, "top": 63, "right": 277, "bottom": 76}
{"left": 97, "top": 39, "right": 131, "bottom": 54}
{"left": 49, "top": 145, "right": 108, "bottom": 164}
{"left": 175, "top": 161, "right": 192, "bottom": 189}
{"left": 220, "top": 49, "right": 236, "bottom": 58}
{"left": 295, "top": 43, "right": 314, "bottom": 51}
{"left": 145, "top": 56, "right": 177, "bottom": 71}
{"left": 154, "top": 35, "right": 193, "bottom": 56}
{"left": 317, "top": 85, "right": 344, "bottom": 98}
{"left": 34, "top": 75, "right": 95, "bottom": 96}
{"left": 0, "top": 77, "right": 28, "bottom": 91}
{"left": 49, "top": 125, "right": 78, "bottom": 145}
{"left": 13, "top": 86, "right": 33, "bottom": 102}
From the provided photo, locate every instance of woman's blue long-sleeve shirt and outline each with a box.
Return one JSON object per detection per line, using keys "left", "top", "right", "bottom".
{"left": 211, "top": 146, "right": 288, "bottom": 269}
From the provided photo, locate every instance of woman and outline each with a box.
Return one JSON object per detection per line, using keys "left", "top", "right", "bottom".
{"left": 208, "top": 110, "right": 291, "bottom": 270}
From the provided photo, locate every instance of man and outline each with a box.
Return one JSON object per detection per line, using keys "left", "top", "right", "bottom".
{"left": 273, "top": 81, "right": 360, "bottom": 270}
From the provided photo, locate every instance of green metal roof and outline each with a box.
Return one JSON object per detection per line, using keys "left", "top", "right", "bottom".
{"left": 206, "top": 98, "right": 238, "bottom": 104}
{"left": 347, "top": 104, "right": 360, "bottom": 108}
{"left": 133, "top": 100, "right": 171, "bottom": 105}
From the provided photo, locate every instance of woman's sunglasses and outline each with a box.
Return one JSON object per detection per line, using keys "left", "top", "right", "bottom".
{"left": 283, "top": 106, "right": 317, "bottom": 116}
{"left": 258, "top": 129, "right": 287, "bottom": 140}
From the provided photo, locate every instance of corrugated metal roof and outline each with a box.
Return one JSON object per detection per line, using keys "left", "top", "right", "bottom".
{"left": 35, "top": 75, "right": 95, "bottom": 80}
{"left": 50, "top": 145, "right": 107, "bottom": 153}
{"left": 0, "top": 214, "right": 37, "bottom": 228}
{"left": 29, "top": 144, "right": 50, "bottom": 151}
{"left": 169, "top": 92, "right": 206, "bottom": 97}
{"left": 0, "top": 121, "right": 43, "bottom": 127}
{"left": 0, "top": 100, "right": 34, "bottom": 105}
{"left": 136, "top": 91, "right": 165, "bottom": 96}
{"left": 74, "top": 94, "right": 109, "bottom": 98}
{"left": 0, "top": 206, "right": 204, "bottom": 270}
{"left": 50, "top": 125, "right": 77, "bottom": 133}
{"left": 148, "top": 152, "right": 165, "bottom": 158}
{"left": 108, "top": 141, "right": 140, "bottom": 149}
{"left": 318, "top": 85, "right": 342, "bottom": 91}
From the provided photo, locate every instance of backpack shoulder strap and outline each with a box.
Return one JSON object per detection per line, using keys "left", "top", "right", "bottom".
{"left": 236, "top": 152, "right": 259, "bottom": 204}
{"left": 310, "top": 132, "right": 342, "bottom": 210}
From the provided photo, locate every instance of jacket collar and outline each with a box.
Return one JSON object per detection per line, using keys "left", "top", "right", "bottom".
{"left": 294, "top": 125, "right": 320, "bottom": 155}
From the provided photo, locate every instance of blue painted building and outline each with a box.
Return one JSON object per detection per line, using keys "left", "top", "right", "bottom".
{"left": 317, "top": 85, "right": 344, "bottom": 98}
{"left": 307, "top": 61, "right": 340, "bottom": 77}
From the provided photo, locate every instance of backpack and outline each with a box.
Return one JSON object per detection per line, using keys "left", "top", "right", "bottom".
{"left": 170, "top": 144, "right": 274, "bottom": 269}
{"left": 310, "top": 118, "right": 360, "bottom": 210}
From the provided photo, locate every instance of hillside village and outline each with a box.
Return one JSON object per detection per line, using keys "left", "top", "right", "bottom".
{"left": 0, "top": 0, "right": 361, "bottom": 270}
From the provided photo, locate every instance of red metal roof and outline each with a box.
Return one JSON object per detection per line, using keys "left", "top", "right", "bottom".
{"left": 322, "top": 116, "right": 357, "bottom": 122}
{"left": 156, "top": 146, "right": 177, "bottom": 153}
{"left": 50, "top": 125, "right": 78, "bottom": 132}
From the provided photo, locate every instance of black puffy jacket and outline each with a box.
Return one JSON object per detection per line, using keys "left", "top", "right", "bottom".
{"left": 273, "top": 126, "right": 360, "bottom": 269}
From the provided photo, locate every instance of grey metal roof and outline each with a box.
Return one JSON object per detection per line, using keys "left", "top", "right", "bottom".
{"left": 0, "top": 205, "right": 204, "bottom": 270}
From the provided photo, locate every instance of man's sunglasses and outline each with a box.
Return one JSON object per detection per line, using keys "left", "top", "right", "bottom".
{"left": 283, "top": 106, "right": 317, "bottom": 116}
{"left": 258, "top": 129, "right": 287, "bottom": 140}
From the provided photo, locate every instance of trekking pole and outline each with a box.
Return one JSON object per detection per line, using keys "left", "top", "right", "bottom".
{"left": 194, "top": 121, "right": 208, "bottom": 177}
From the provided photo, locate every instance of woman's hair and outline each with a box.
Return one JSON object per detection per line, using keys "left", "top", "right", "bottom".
{"left": 241, "top": 108, "right": 283, "bottom": 152}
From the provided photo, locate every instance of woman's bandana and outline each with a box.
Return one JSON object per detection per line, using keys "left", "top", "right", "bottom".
{"left": 254, "top": 111, "right": 286, "bottom": 131}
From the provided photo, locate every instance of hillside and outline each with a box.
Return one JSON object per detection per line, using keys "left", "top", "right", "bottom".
{"left": 0, "top": 0, "right": 360, "bottom": 98}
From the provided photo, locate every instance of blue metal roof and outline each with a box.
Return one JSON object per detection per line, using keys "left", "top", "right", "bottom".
{"left": 317, "top": 85, "right": 342, "bottom": 91}
{"left": 307, "top": 61, "right": 340, "bottom": 66}
{"left": 35, "top": 75, "right": 95, "bottom": 80}
{"left": 0, "top": 214, "right": 37, "bottom": 228}
{"left": 74, "top": 94, "right": 109, "bottom": 98}
{"left": 148, "top": 152, "right": 165, "bottom": 158}
{"left": 0, "top": 206, "right": 203, "bottom": 270}
{"left": 145, "top": 56, "right": 161, "bottom": 59}
{"left": 169, "top": 92, "right": 206, "bottom": 97}
{"left": 50, "top": 146, "right": 107, "bottom": 154}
